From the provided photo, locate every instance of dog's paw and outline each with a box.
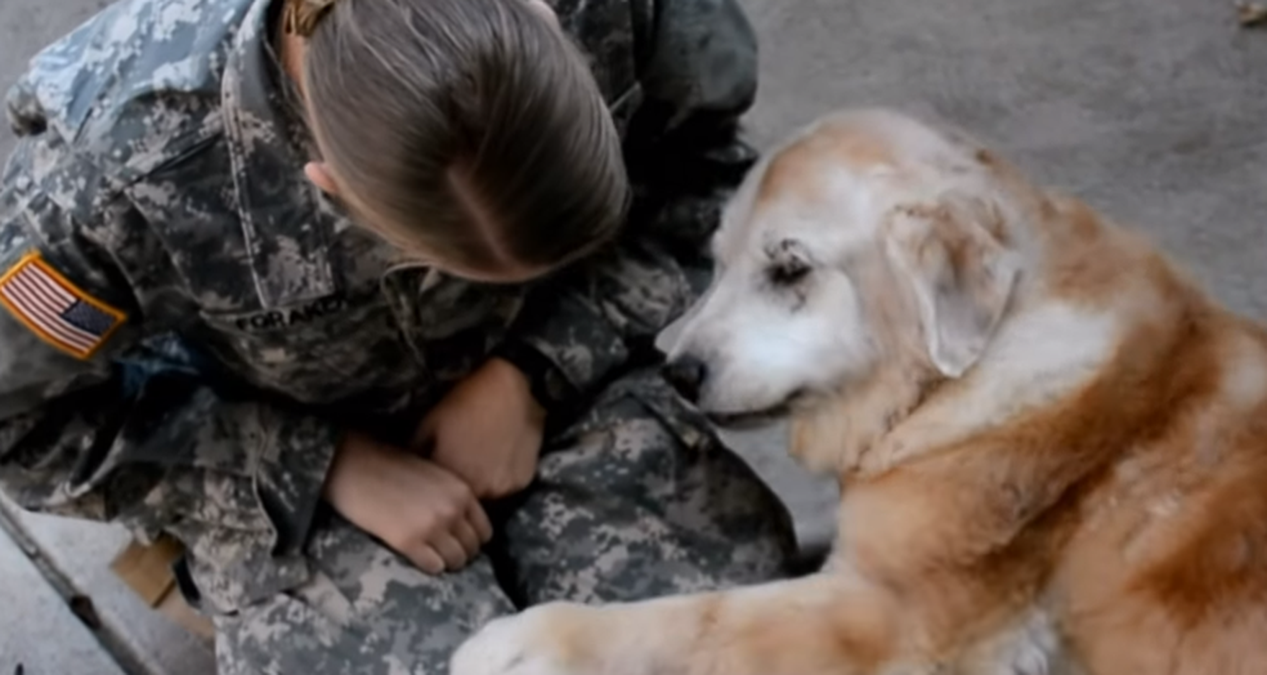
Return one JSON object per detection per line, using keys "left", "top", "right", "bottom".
{"left": 450, "top": 603, "right": 589, "bottom": 675}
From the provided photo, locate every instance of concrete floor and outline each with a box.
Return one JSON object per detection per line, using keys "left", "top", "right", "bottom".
{"left": 0, "top": 496, "right": 217, "bottom": 675}
{"left": 1, "top": 0, "right": 1265, "bottom": 673}
{"left": 0, "top": 512, "right": 126, "bottom": 675}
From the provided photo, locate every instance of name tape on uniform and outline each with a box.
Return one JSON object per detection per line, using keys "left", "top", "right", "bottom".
{"left": 0, "top": 251, "right": 126, "bottom": 359}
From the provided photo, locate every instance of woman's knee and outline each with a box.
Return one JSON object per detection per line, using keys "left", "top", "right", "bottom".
{"left": 217, "top": 518, "right": 515, "bottom": 674}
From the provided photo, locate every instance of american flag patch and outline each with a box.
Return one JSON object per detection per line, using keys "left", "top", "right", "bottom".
{"left": 0, "top": 252, "right": 126, "bottom": 359}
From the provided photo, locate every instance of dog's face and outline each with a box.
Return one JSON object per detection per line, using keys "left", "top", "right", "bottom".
{"left": 661, "top": 111, "right": 1022, "bottom": 428}
{"left": 660, "top": 182, "right": 882, "bottom": 423}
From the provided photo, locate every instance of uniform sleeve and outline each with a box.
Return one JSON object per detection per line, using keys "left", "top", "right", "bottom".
{"left": 0, "top": 134, "right": 340, "bottom": 613}
{"left": 624, "top": 0, "right": 760, "bottom": 246}
{"left": 499, "top": 0, "right": 760, "bottom": 411}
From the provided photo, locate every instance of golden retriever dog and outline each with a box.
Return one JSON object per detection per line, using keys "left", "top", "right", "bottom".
{"left": 450, "top": 108, "right": 1267, "bottom": 675}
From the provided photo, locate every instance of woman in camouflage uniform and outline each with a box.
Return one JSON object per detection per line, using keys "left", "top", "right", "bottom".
{"left": 0, "top": 0, "right": 796, "bottom": 671}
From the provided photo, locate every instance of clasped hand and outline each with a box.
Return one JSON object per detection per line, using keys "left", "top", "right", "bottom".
{"left": 322, "top": 358, "right": 547, "bottom": 574}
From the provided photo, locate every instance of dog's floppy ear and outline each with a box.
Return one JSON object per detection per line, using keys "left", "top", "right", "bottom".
{"left": 882, "top": 196, "right": 1019, "bottom": 378}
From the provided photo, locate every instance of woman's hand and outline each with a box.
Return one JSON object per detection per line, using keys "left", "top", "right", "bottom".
{"left": 416, "top": 357, "right": 547, "bottom": 500}
{"left": 323, "top": 431, "right": 493, "bottom": 574}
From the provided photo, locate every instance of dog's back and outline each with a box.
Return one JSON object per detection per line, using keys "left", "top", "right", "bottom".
{"left": 1054, "top": 292, "right": 1267, "bottom": 673}
{"left": 825, "top": 126, "right": 1267, "bottom": 673}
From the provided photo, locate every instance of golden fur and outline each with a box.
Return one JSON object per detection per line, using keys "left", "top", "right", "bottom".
{"left": 452, "top": 109, "right": 1267, "bottom": 675}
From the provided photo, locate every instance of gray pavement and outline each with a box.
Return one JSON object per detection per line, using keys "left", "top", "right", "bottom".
{"left": 1, "top": 0, "right": 1265, "bottom": 673}
{"left": 0, "top": 496, "right": 218, "bottom": 675}
{"left": 0, "top": 516, "right": 127, "bottom": 675}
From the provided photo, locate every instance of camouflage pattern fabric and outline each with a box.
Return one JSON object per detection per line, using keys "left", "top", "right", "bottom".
{"left": 217, "top": 369, "right": 794, "bottom": 674}
{"left": 0, "top": 0, "right": 794, "bottom": 671}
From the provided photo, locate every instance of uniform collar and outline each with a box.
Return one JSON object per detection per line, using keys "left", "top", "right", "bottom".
{"left": 220, "top": 0, "right": 337, "bottom": 309}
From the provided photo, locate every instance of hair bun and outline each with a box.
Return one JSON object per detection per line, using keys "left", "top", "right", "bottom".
{"left": 283, "top": 0, "right": 339, "bottom": 38}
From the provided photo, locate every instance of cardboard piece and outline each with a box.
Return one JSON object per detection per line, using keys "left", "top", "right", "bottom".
{"left": 109, "top": 535, "right": 215, "bottom": 643}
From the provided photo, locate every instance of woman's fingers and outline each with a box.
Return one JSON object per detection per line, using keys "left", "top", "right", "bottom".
{"left": 406, "top": 543, "right": 446, "bottom": 576}
{"left": 453, "top": 519, "right": 483, "bottom": 559}
{"left": 467, "top": 501, "right": 494, "bottom": 544}
{"left": 432, "top": 533, "right": 471, "bottom": 571}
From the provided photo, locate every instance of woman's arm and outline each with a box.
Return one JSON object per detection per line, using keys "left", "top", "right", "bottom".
{"left": 624, "top": 0, "right": 760, "bottom": 246}
{"left": 0, "top": 131, "right": 341, "bottom": 614}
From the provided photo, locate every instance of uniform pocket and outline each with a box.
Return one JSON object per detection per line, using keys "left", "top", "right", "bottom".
{"left": 197, "top": 294, "right": 422, "bottom": 405}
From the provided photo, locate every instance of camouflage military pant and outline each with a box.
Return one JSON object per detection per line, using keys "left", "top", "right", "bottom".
{"left": 213, "top": 367, "right": 797, "bottom": 674}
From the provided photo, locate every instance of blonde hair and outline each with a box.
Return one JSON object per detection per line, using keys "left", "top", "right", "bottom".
{"left": 288, "top": 0, "right": 629, "bottom": 275}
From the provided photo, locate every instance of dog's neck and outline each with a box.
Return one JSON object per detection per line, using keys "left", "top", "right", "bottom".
{"left": 863, "top": 300, "right": 1124, "bottom": 474}
{"left": 790, "top": 298, "right": 1126, "bottom": 482}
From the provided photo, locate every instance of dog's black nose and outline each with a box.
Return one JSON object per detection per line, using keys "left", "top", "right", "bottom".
{"left": 662, "top": 355, "right": 708, "bottom": 403}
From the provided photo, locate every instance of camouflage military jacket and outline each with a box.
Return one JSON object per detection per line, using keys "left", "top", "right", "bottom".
{"left": 0, "top": 0, "right": 759, "bottom": 612}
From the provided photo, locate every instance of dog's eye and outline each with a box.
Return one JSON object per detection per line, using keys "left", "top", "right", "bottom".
{"left": 767, "top": 258, "right": 810, "bottom": 286}
{"left": 764, "top": 238, "right": 813, "bottom": 288}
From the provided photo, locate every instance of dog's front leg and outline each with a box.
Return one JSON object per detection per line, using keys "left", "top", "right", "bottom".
{"left": 449, "top": 572, "right": 905, "bottom": 675}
